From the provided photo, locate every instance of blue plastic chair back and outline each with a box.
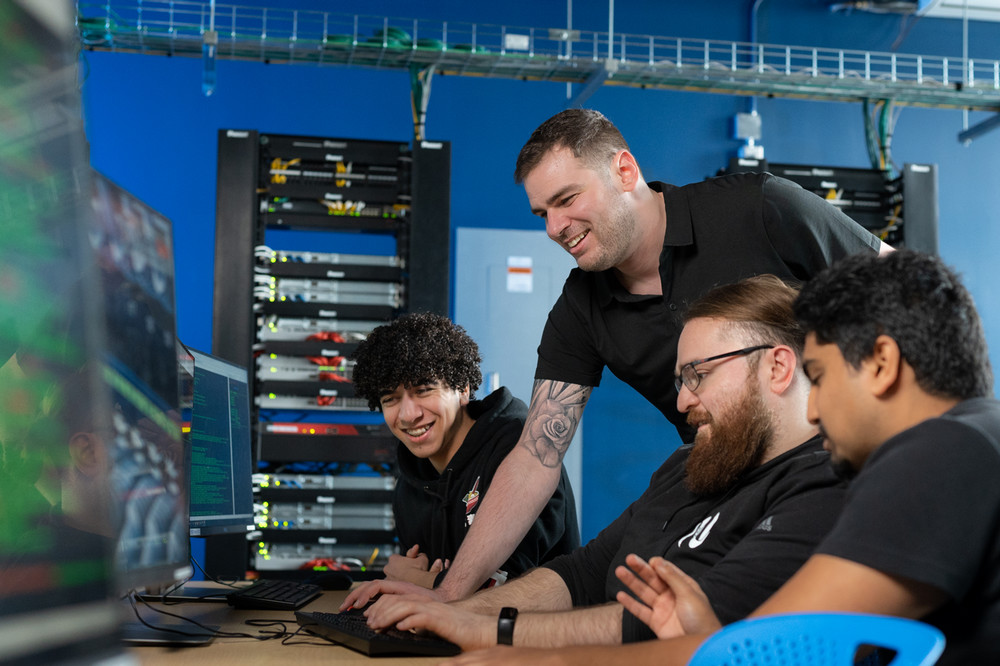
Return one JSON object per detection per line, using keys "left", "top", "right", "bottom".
{"left": 689, "top": 612, "right": 945, "bottom": 666}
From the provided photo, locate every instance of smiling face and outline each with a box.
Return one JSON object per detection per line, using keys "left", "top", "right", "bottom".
{"left": 379, "top": 380, "right": 473, "bottom": 473}
{"left": 522, "top": 146, "right": 638, "bottom": 273}
{"left": 802, "top": 333, "right": 880, "bottom": 477}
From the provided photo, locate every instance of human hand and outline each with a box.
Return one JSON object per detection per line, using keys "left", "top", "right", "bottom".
{"left": 383, "top": 545, "right": 449, "bottom": 588}
{"left": 363, "top": 595, "right": 493, "bottom": 650}
{"left": 382, "top": 544, "right": 443, "bottom": 589}
{"left": 615, "top": 554, "right": 721, "bottom": 638}
{"left": 338, "top": 578, "right": 443, "bottom": 611}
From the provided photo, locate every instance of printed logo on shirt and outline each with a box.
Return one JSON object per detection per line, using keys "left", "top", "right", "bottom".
{"left": 756, "top": 515, "right": 774, "bottom": 532}
{"left": 678, "top": 512, "right": 721, "bottom": 549}
{"left": 485, "top": 569, "right": 508, "bottom": 588}
{"left": 463, "top": 477, "right": 481, "bottom": 515}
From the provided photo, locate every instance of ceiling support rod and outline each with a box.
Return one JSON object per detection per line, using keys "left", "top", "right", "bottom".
{"left": 569, "top": 60, "right": 615, "bottom": 108}
{"left": 958, "top": 113, "right": 1000, "bottom": 144}
{"left": 410, "top": 64, "right": 435, "bottom": 142}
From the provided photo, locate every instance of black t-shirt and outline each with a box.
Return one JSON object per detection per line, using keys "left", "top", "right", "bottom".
{"left": 817, "top": 398, "right": 1000, "bottom": 666}
{"left": 535, "top": 173, "right": 882, "bottom": 440}
{"left": 544, "top": 437, "right": 846, "bottom": 642}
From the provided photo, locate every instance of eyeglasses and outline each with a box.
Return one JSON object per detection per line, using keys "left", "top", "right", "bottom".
{"left": 674, "top": 345, "right": 774, "bottom": 394}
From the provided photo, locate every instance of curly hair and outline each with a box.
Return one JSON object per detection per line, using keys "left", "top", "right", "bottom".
{"left": 351, "top": 313, "right": 483, "bottom": 411}
{"left": 794, "top": 249, "right": 993, "bottom": 401}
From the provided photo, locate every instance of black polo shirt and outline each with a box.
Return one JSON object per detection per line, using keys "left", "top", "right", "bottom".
{"left": 535, "top": 172, "right": 881, "bottom": 441}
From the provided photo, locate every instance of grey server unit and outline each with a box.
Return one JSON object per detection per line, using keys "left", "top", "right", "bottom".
{"left": 210, "top": 130, "right": 450, "bottom": 580}
{"left": 252, "top": 474, "right": 397, "bottom": 572}
{"left": 723, "top": 158, "right": 939, "bottom": 254}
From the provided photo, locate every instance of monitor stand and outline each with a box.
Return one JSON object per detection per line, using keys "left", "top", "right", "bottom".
{"left": 120, "top": 619, "right": 217, "bottom": 647}
{"left": 135, "top": 582, "right": 230, "bottom": 603}
{"left": 122, "top": 590, "right": 223, "bottom": 647}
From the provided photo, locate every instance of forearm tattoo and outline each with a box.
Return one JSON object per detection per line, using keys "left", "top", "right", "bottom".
{"left": 520, "top": 380, "right": 591, "bottom": 468}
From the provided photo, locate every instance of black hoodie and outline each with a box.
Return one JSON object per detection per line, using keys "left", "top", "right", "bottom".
{"left": 393, "top": 387, "right": 580, "bottom": 587}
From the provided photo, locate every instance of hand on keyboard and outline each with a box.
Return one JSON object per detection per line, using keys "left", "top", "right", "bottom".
{"left": 343, "top": 593, "right": 380, "bottom": 615}
{"left": 362, "top": 594, "right": 493, "bottom": 651}
{"left": 339, "top": 578, "right": 438, "bottom": 611}
{"left": 295, "top": 610, "right": 460, "bottom": 657}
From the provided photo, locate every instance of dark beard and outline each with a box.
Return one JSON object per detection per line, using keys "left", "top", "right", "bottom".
{"left": 684, "top": 381, "right": 773, "bottom": 497}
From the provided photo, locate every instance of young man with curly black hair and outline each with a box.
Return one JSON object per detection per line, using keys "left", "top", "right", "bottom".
{"left": 351, "top": 312, "right": 579, "bottom": 591}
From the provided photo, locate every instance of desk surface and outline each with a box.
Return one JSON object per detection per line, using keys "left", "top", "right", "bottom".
{"left": 127, "top": 587, "right": 448, "bottom": 665}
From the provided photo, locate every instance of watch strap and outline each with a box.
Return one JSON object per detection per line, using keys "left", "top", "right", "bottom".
{"left": 497, "top": 606, "right": 518, "bottom": 646}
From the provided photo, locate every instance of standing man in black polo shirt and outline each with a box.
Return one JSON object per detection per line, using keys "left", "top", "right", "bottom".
{"left": 343, "top": 108, "right": 889, "bottom": 608}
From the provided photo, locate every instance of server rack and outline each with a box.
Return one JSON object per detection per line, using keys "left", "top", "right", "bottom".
{"left": 210, "top": 130, "right": 450, "bottom": 579}
{"left": 722, "top": 158, "right": 939, "bottom": 254}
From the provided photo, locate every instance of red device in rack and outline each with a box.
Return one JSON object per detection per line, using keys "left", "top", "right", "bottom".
{"left": 257, "top": 422, "right": 397, "bottom": 464}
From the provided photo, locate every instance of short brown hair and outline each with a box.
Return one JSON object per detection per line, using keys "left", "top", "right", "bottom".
{"left": 683, "top": 275, "right": 804, "bottom": 357}
{"left": 514, "top": 109, "right": 630, "bottom": 184}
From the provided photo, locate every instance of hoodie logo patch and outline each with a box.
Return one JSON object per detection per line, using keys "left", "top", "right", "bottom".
{"left": 678, "top": 512, "right": 720, "bottom": 549}
{"left": 463, "top": 477, "right": 481, "bottom": 515}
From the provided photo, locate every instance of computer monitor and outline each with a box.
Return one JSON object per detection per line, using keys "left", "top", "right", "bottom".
{"left": 186, "top": 347, "right": 255, "bottom": 537}
{"left": 0, "top": 1, "right": 128, "bottom": 663}
{"left": 88, "top": 170, "right": 192, "bottom": 593}
{"left": 138, "top": 345, "right": 253, "bottom": 604}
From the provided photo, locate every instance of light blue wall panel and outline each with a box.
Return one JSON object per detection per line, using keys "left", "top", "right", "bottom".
{"left": 454, "top": 228, "right": 584, "bottom": 534}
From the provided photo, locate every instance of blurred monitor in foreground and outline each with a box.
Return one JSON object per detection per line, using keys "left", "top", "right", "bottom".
{"left": 0, "top": 1, "right": 130, "bottom": 663}
{"left": 88, "top": 170, "right": 191, "bottom": 594}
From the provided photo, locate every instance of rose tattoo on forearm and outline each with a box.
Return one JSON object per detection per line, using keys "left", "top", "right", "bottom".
{"left": 521, "top": 380, "right": 591, "bottom": 467}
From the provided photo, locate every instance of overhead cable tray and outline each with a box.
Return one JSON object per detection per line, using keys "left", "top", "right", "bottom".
{"left": 77, "top": 1, "right": 1000, "bottom": 111}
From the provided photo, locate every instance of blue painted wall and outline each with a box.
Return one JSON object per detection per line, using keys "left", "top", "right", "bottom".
{"left": 80, "top": 0, "right": 1000, "bottom": 541}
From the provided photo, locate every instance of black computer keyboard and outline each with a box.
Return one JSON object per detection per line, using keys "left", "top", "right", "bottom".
{"left": 225, "top": 578, "right": 322, "bottom": 610}
{"left": 295, "top": 610, "right": 461, "bottom": 657}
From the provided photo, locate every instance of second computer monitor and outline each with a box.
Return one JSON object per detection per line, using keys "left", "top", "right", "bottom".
{"left": 187, "top": 348, "right": 255, "bottom": 537}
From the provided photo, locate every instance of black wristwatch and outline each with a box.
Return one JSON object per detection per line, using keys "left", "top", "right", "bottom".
{"left": 497, "top": 607, "right": 518, "bottom": 646}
